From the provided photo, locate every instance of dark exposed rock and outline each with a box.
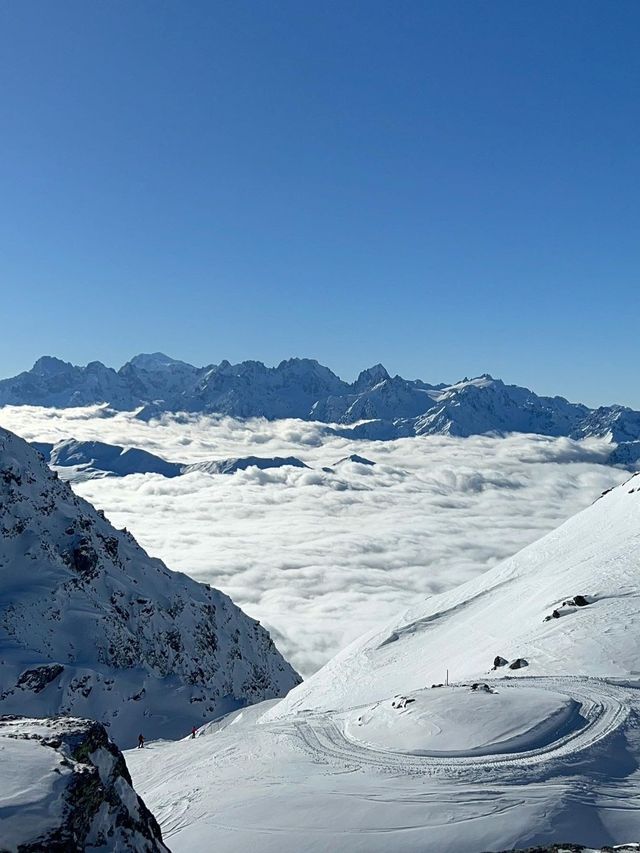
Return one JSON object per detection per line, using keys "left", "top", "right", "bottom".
{"left": 391, "top": 696, "right": 416, "bottom": 709}
{"left": 16, "top": 664, "right": 64, "bottom": 693}
{"left": 69, "top": 537, "right": 100, "bottom": 579}
{"left": 492, "top": 655, "right": 508, "bottom": 669}
{"left": 508, "top": 658, "right": 528, "bottom": 670}
{"left": 471, "top": 682, "right": 496, "bottom": 693}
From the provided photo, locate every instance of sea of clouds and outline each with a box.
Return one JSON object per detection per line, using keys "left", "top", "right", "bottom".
{"left": 1, "top": 405, "right": 629, "bottom": 676}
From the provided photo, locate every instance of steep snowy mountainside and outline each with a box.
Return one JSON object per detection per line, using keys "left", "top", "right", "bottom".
{"left": 268, "top": 475, "right": 640, "bottom": 718}
{"left": 186, "top": 357, "right": 349, "bottom": 419}
{"left": 310, "top": 375, "right": 439, "bottom": 423}
{"left": 412, "top": 377, "right": 589, "bottom": 437}
{"left": 0, "top": 716, "right": 168, "bottom": 852}
{"left": 571, "top": 407, "right": 640, "bottom": 466}
{"left": 118, "top": 352, "right": 201, "bottom": 403}
{"left": 0, "top": 426, "right": 300, "bottom": 745}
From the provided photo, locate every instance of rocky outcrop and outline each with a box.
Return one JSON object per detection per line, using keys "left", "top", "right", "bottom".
{"left": 0, "top": 716, "right": 169, "bottom": 852}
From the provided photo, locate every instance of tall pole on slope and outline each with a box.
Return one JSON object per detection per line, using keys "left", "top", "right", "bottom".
{"left": 446, "top": 668, "right": 449, "bottom": 687}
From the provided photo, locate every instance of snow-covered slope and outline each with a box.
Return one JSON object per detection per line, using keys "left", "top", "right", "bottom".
{"left": 0, "top": 716, "right": 168, "bottom": 852}
{"left": 0, "top": 426, "right": 300, "bottom": 746}
{"left": 269, "top": 475, "right": 640, "bottom": 717}
{"left": 3, "top": 355, "right": 640, "bottom": 462}
{"left": 126, "top": 477, "right": 640, "bottom": 853}
{"left": 118, "top": 352, "right": 201, "bottom": 404}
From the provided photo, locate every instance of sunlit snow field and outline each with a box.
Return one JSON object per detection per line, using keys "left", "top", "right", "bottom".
{"left": 0, "top": 405, "right": 627, "bottom": 676}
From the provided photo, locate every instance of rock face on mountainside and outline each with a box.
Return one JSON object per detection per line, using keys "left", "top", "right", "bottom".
{"left": 0, "top": 426, "right": 301, "bottom": 745}
{"left": 2, "top": 354, "right": 640, "bottom": 461}
{"left": 267, "top": 474, "right": 640, "bottom": 719}
{"left": 0, "top": 716, "right": 168, "bottom": 852}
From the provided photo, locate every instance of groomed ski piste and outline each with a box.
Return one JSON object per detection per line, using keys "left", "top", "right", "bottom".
{"left": 127, "top": 675, "right": 640, "bottom": 852}
{"left": 127, "top": 476, "right": 640, "bottom": 852}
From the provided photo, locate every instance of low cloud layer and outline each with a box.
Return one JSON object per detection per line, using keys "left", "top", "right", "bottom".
{"left": 0, "top": 406, "right": 628, "bottom": 676}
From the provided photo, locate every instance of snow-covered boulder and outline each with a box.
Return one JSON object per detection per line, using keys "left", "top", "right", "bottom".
{"left": 0, "top": 715, "right": 168, "bottom": 852}
{"left": 0, "top": 426, "right": 300, "bottom": 745}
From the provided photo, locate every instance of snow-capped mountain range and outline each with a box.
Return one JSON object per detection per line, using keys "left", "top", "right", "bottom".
{"left": 0, "top": 426, "right": 300, "bottom": 747}
{"left": 2, "top": 354, "right": 639, "bottom": 464}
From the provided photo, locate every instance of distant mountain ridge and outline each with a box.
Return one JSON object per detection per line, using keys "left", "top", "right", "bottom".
{"left": 32, "top": 437, "right": 310, "bottom": 482}
{"left": 1, "top": 353, "right": 639, "bottom": 463}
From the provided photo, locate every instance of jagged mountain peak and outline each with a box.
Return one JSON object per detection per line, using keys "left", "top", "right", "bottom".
{"left": 125, "top": 352, "right": 195, "bottom": 370}
{"left": 32, "top": 355, "right": 75, "bottom": 375}
{"left": 354, "top": 363, "right": 391, "bottom": 390}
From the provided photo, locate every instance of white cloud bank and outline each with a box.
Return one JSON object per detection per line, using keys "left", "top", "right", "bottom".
{"left": 0, "top": 406, "right": 628, "bottom": 676}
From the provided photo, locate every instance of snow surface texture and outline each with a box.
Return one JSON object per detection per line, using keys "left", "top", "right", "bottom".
{"left": 1, "top": 353, "right": 640, "bottom": 463}
{"left": 0, "top": 427, "right": 300, "bottom": 747}
{"left": 127, "top": 479, "right": 640, "bottom": 852}
{"left": 0, "top": 406, "right": 627, "bottom": 676}
{"left": 0, "top": 715, "right": 168, "bottom": 851}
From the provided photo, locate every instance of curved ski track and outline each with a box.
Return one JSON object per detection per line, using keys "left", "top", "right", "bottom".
{"left": 288, "top": 677, "right": 634, "bottom": 779}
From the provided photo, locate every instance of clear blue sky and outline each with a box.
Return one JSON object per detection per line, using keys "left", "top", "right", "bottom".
{"left": 1, "top": 1, "right": 638, "bottom": 407}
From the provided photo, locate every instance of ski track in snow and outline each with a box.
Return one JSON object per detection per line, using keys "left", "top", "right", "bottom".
{"left": 287, "top": 678, "right": 634, "bottom": 779}
{"left": 126, "top": 676, "right": 640, "bottom": 852}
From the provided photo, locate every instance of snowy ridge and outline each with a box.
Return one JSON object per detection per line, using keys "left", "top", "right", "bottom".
{"left": 2, "top": 354, "right": 640, "bottom": 462}
{"left": 0, "top": 426, "right": 300, "bottom": 746}
{"left": 32, "top": 438, "right": 308, "bottom": 482}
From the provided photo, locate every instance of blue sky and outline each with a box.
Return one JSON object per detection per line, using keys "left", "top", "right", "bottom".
{"left": 1, "top": 1, "right": 638, "bottom": 407}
